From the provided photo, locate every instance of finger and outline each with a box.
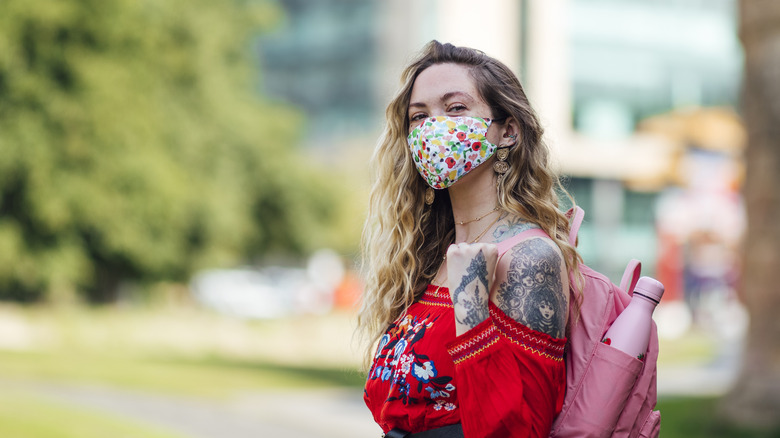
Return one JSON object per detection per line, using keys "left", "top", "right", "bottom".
{"left": 474, "top": 243, "right": 498, "bottom": 260}
{"left": 474, "top": 242, "right": 497, "bottom": 252}
{"left": 447, "top": 242, "right": 470, "bottom": 255}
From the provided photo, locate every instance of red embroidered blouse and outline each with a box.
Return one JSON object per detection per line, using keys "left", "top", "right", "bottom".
{"left": 364, "top": 285, "right": 566, "bottom": 438}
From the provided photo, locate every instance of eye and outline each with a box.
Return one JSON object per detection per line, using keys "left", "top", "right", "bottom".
{"left": 447, "top": 104, "right": 467, "bottom": 113}
{"left": 409, "top": 113, "right": 428, "bottom": 127}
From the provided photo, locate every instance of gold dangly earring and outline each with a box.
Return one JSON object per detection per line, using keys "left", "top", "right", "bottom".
{"left": 493, "top": 147, "right": 510, "bottom": 175}
{"left": 493, "top": 135, "right": 516, "bottom": 175}
{"left": 425, "top": 187, "right": 435, "bottom": 205}
{"left": 494, "top": 134, "right": 517, "bottom": 189}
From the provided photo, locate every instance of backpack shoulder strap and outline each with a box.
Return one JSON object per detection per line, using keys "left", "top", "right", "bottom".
{"left": 498, "top": 207, "right": 583, "bottom": 254}
{"left": 495, "top": 228, "right": 550, "bottom": 256}
{"left": 566, "top": 206, "right": 585, "bottom": 247}
{"left": 619, "top": 259, "right": 642, "bottom": 295}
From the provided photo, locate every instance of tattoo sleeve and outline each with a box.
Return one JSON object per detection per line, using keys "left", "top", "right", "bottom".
{"left": 495, "top": 239, "right": 566, "bottom": 338}
{"left": 451, "top": 250, "right": 490, "bottom": 330}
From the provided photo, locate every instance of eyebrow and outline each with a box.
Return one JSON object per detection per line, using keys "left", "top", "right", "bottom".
{"left": 408, "top": 91, "right": 475, "bottom": 109}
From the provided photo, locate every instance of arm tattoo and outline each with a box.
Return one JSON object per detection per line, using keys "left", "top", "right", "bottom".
{"left": 492, "top": 215, "right": 539, "bottom": 241}
{"left": 495, "top": 239, "right": 566, "bottom": 338}
{"left": 451, "top": 250, "right": 490, "bottom": 329}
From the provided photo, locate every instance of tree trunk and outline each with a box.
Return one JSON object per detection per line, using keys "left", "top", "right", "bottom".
{"left": 720, "top": 0, "right": 780, "bottom": 428}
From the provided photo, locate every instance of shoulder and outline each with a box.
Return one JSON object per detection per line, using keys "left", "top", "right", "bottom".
{"left": 503, "top": 234, "right": 564, "bottom": 264}
{"left": 491, "top": 234, "right": 569, "bottom": 338}
{"left": 490, "top": 214, "right": 540, "bottom": 243}
{"left": 497, "top": 236, "right": 567, "bottom": 288}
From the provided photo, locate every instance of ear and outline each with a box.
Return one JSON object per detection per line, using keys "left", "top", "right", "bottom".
{"left": 498, "top": 117, "right": 521, "bottom": 147}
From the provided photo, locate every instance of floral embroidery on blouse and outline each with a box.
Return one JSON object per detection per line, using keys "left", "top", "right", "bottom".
{"left": 368, "top": 313, "right": 457, "bottom": 407}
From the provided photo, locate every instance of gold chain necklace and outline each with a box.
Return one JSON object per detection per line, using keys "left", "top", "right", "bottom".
{"left": 455, "top": 206, "right": 500, "bottom": 225}
{"left": 432, "top": 213, "right": 503, "bottom": 289}
{"left": 441, "top": 213, "right": 503, "bottom": 263}
{"left": 468, "top": 212, "right": 502, "bottom": 244}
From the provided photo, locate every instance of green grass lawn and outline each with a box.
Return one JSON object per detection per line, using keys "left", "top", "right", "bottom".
{"left": 0, "top": 302, "right": 365, "bottom": 398}
{"left": 0, "top": 391, "right": 188, "bottom": 438}
{"left": 0, "top": 349, "right": 365, "bottom": 399}
{"left": 657, "top": 397, "right": 780, "bottom": 438}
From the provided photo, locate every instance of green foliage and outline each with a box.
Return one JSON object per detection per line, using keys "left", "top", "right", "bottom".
{"left": 0, "top": 0, "right": 354, "bottom": 301}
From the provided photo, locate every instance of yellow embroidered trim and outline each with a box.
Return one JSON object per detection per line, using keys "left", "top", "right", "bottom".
{"left": 451, "top": 336, "right": 499, "bottom": 365}
{"left": 490, "top": 305, "right": 566, "bottom": 361}
{"left": 418, "top": 299, "right": 453, "bottom": 308}
{"left": 448, "top": 324, "right": 499, "bottom": 364}
{"left": 493, "top": 320, "right": 565, "bottom": 362}
{"left": 500, "top": 334, "right": 565, "bottom": 362}
{"left": 419, "top": 285, "right": 453, "bottom": 308}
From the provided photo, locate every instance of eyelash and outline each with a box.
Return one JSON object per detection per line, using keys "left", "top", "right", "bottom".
{"left": 409, "top": 105, "right": 467, "bottom": 123}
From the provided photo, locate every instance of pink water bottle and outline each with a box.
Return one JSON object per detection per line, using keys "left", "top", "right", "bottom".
{"left": 602, "top": 276, "right": 665, "bottom": 360}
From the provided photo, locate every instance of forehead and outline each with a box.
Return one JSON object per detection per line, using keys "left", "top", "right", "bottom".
{"left": 409, "top": 63, "right": 481, "bottom": 105}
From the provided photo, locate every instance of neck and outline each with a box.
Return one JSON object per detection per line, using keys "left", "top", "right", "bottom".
{"left": 448, "top": 172, "right": 499, "bottom": 243}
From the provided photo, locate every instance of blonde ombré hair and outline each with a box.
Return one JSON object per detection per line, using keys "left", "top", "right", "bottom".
{"left": 357, "top": 41, "right": 583, "bottom": 368}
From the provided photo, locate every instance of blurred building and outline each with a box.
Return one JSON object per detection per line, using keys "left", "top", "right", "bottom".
{"left": 258, "top": 0, "right": 378, "bottom": 146}
{"left": 560, "top": 0, "right": 743, "bottom": 286}
{"left": 256, "top": 0, "right": 745, "bottom": 297}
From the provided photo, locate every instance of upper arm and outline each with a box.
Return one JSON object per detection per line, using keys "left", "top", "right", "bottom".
{"left": 491, "top": 237, "right": 570, "bottom": 338}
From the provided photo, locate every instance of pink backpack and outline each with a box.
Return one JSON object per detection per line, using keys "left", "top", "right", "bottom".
{"left": 496, "top": 207, "right": 661, "bottom": 438}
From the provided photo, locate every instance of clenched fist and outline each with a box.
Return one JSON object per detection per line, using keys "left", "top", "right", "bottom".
{"left": 446, "top": 243, "right": 499, "bottom": 336}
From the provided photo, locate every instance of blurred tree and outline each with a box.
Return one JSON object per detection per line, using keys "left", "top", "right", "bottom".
{"left": 0, "top": 0, "right": 354, "bottom": 302}
{"left": 721, "top": 0, "right": 780, "bottom": 429}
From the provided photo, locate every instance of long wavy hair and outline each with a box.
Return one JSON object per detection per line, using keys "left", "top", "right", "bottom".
{"left": 357, "top": 41, "right": 582, "bottom": 368}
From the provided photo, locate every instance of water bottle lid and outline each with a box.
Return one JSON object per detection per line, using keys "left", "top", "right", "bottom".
{"left": 634, "top": 276, "right": 665, "bottom": 303}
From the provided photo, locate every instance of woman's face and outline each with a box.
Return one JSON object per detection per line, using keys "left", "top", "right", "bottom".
{"left": 539, "top": 301, "right": 555, "bottom": 320}
{"left": 408, "top": 63, "right": 501, "bottom": 146}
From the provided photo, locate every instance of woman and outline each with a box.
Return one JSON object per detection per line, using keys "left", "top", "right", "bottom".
{"left": 358, "top": 41, "right": 582, "bottom": 438}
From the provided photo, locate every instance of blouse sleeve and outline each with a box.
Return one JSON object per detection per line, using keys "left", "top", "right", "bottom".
{"left": 446, "top": 303, "right": 566, "bottom": 438}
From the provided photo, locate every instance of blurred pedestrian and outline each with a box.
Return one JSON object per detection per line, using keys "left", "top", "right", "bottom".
{"left": 358, "top": 41, "right": 583, "bottom": 438}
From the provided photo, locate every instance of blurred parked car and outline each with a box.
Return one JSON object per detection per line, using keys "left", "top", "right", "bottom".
{"left": 190, "top": 249, "right": 346, "bottom": 319}
{"left": 190, "top": 267, "right": 303, "bottom": 319}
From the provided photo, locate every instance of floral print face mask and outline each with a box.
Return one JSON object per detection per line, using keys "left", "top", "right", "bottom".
{"left": 408, "top": 116, "right": 497, "bottom": 189}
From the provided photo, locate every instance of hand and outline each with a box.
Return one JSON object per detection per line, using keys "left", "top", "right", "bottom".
{"left": 446, "top": 243, "right": 498, "bottom": 335}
